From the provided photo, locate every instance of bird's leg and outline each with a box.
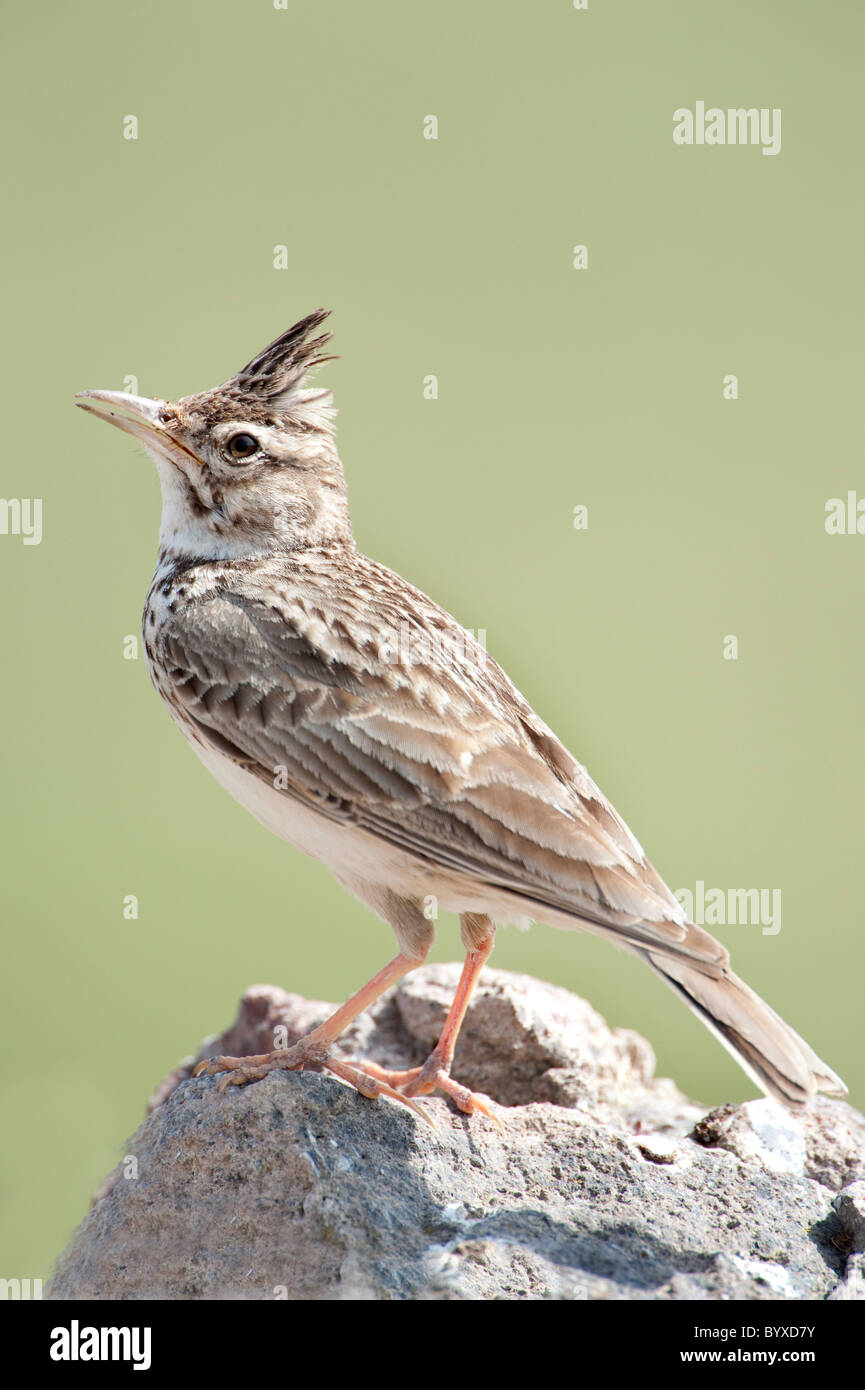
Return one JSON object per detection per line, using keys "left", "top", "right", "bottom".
{"left": 194, "top": 951, "right": 432, "bottom": 1121}
{"left": 355, "top": 915, "right": 502, "bottom": 1126}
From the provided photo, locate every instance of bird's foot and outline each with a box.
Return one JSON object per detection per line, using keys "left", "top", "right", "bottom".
{"left": 351, "top": 1053, "right": 504, "bottom": 1130}
{"left": 193, "top": 1042, "right": 434, "bottom": 1126}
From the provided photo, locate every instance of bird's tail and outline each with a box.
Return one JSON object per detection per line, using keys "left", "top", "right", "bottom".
{"left": 642, "top": 949, "right": 847, "bottom": 1107}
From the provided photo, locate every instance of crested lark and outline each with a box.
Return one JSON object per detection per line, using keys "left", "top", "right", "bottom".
{"left": 76, "top": 310, "right": 845, "bottom": 1121}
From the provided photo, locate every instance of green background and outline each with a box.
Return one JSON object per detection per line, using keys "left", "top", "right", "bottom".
{"left": 2, "top": 0, "right": 862, "bottom": 1280}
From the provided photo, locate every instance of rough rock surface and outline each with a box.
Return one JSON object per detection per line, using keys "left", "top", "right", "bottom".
{"left": 48, "top": 965, "right": 864, "bottom": 1301}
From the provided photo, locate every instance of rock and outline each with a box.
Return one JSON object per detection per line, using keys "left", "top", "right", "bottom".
{"left": 48, "top": 965, "right": 863, "bottom": 1301}
{"left": 798, "top": 1102, "right": 865, "bottom": 1192}
{"left": 827, "top": 1252, "right": 865, "bottom": 1301}
{"left": 692, "top": 1098, "right": 809, "bottom": 1176}
{"left": 693, "top": 1095, "right": 865, "bottom": 1191}
{"left": 832, "top": 1181, "right": 865, "bottom": 1253}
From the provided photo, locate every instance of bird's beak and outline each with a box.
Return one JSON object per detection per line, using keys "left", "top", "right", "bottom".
{"left": 74, "top": 390, "right": 198, "bottom": 471}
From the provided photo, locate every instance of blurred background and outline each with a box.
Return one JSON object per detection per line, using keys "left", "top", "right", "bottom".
{"left": 1, "top": 0, "right": 862, "bottom": 1278}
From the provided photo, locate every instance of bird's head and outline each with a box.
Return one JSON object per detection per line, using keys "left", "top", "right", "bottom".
{"left": 76, "top": 309, "right": 352, "bottom": 560}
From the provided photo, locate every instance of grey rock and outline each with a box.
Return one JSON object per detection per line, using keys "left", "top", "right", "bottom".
{"left": 832, "top": 1181, "right": 865, "bottom": 1254}
{"left": 48, "top": 965, "right": 863, "bottom": 1301}
{"left": 827, "top": 1252, "right": 865, "bottom": 1301}
{"left": 692, "top": 1097, "right": 809, "bottom": 1176}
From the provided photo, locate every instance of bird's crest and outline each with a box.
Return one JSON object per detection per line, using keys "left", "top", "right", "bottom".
{"left": 219, "top": 309, "right": 337, "bottom": 431}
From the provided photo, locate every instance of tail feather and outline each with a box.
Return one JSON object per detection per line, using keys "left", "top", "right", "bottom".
{"left": 644, "top": 950, "right": 847, "bottom": 1107}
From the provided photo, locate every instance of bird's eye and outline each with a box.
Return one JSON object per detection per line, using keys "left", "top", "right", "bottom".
{"left": 226, "top": 432, "right": 259, "bottom": 462}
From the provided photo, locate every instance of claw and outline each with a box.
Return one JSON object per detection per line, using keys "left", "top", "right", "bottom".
{"left": 430, "top": 1071, "right": 504, "bottom": 1131}
{"left": 325, "top": 1056, "right": 436, "bottom": 1128}
{"left": 192, "top": 1045, "right": 436, "bottom": 1125}
{"left": 194, "top": 1052, "right": 276, "bottom": 1078}
{"left": 341, "top": 1054, "right": 503, "bottom": 1129}
{"left": 457, "top": 1090, "right": 505, "bottom": 1132}
{"left": 215, "top": 1066, "right": 270, "bottom": 1092}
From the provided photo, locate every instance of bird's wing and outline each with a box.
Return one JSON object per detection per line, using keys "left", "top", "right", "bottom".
{"left": 157, "top": 583, "right": 721, "bottom": 966}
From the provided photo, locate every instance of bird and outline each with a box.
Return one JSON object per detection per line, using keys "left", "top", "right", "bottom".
{"left": 76, "top": 309, "right": 846, "bottom": 1123}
